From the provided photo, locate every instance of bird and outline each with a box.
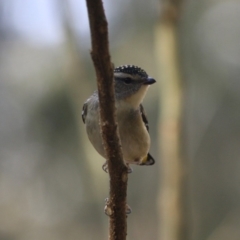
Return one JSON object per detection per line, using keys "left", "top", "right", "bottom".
{"left": 82, "top": 65, "right": 156, "bottom": 172}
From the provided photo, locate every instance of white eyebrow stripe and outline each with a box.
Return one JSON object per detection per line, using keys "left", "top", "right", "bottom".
{"left": 114, "top": 72, "right": 133, "bottom": 78}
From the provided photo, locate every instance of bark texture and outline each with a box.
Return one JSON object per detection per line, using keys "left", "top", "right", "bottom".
{"left": 85, "top": 0, "right": 128, "bottom": 239}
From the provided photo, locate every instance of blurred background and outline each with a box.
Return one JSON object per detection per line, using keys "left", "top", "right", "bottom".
{"left": 0, "top": 0, "right": 240, "bottom": 239}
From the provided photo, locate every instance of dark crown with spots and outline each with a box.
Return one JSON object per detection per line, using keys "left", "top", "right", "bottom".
{"left": 114, "top": 65, "right": 148, "bottom": 78}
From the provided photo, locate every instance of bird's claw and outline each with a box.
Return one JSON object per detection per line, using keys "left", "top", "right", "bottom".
{"left": 102, "top": 161, "right": 109, "bottom": 173}
{"left": 127, "top": 166, "right": 133, "bottom": 173}
{"left": 102, "top": 162, "right": 133, "bottom": 174}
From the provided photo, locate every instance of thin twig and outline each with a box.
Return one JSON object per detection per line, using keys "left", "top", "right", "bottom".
{"left": 85, "top": 0, "right": 128, "bottom": 239}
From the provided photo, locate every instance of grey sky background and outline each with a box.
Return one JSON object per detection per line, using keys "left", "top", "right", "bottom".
{"left": 11, "top": 0, "right": 88, "bottom": 45}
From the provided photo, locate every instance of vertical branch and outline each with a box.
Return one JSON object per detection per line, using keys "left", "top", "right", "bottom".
{"left": 85, "top": 1, "right": 128, "bottom": 240}
{"left": 155, "top": 0, "right": 189, "bottom": 240}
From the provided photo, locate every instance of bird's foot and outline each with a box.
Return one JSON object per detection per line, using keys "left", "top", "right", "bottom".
{"left": 102, "top": 162, "right": 133, "bottom": 174}
{"left": 102, "top": 161, "right": 109, "bottom": 173}
{"left": 127, "top": 165, "right": 133, "bottom": 174}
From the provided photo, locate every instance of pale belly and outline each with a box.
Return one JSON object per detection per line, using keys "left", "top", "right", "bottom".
{"left": 86, "top": 106, "right": 150, "bottom": 164}
{"left": 118, "top": 117, "right": 150, "bottom": 164}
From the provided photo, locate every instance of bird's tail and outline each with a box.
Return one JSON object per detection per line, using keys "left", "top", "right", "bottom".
{"left": 139, "top": 153, "right": 155, "bottom": 166}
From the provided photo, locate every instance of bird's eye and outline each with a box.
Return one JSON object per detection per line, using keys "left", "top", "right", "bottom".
{"left": 124, "top": 78, "right": 132, "bottom": 84}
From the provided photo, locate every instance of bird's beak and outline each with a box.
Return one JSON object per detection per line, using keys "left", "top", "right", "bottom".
{"left": 143, "top": 77, "right": 156, "bottom": 85}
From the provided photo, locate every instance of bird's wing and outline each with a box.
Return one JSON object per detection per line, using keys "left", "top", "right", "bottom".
{"left": 140, "top": 104, "right": 149, "bottom": 132}
{"left": 139, "top": 104, "right": 155, "bottom": 165}
{"left": 82, "top": 102, "right": 88, "bottom": 124}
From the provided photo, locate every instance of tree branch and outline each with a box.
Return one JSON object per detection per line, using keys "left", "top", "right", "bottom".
{"left": 85, "top": 0, "right": 128, "bottom": 239}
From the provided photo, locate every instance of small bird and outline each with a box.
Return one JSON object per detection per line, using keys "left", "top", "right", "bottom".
{"left": 82, "top": 65, "right": 156, "bottom": 172}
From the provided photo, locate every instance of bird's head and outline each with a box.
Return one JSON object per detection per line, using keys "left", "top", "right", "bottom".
{"left": 114, "top": 65, "right": 156, "bottom": 108}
